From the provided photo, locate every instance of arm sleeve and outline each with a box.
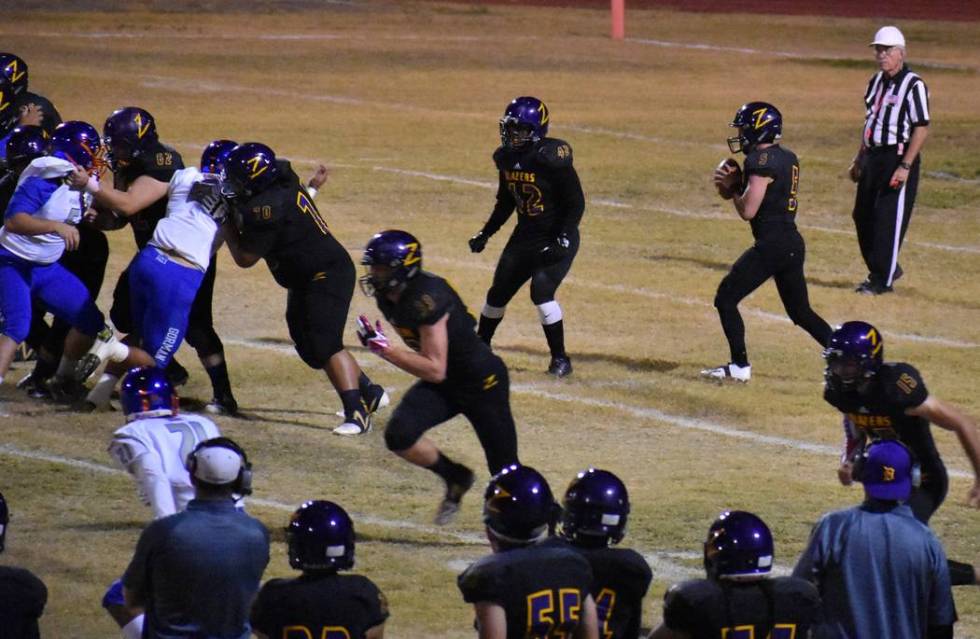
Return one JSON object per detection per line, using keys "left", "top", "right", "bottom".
{"left": 360, "top": 578, "right": 391, "bottom": 627}
{"left": 480, "top": 172, "right": 515, "bottom": 237}
{"left": 907, "top": 79, "right": 930, "bottom": 127}
{"left": 552, "top": 165, "right": 585, "bottom": 234}
{"left": 5, "top": 177, "right": 56, "bottom": 219}
{"left": 131, "top": 452, "right": 178, "bottom": 519}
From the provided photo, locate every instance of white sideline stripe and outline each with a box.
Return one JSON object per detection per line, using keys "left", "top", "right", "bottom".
{"left": 626, "top": 38, "right": 976, "bottom": 72}
{"left": 1, "top": 30, "right": 541, "bottom": 43}
{"left": 0, "top": 444, "right": 486, "bottom": 544}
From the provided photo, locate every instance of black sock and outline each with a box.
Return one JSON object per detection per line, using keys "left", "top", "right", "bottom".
{"left": 357, "top": 372, "right": 375, "bottom": 395}
{"left": 478, "top": 315, "right": 503, "bottom": 345}
{"left": 426, "top": 452, "right": 470, "bottom": 484}
{"left": 205, "top": 360, "right": 233, "bottom": 398}
{"left": 542, "top": 321, "right": 566, "bottom": 359}
{"left": 32, "top": 354, "right": 58, "bottom": 381}
{"left": 339, "top": 389, "right": 367, "bottom": 419}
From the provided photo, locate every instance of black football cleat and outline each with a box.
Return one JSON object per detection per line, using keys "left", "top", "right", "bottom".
{"left": 434, "top": 467, "right": 476, "bottom": 526}
{"left": 547, "top": 356, "right": 573, "bottom": 378}
{"left": 205, "top": 393, "right": 239, "bottom": 417}
{"left": 166, "top": 359, "right": 190, "bottom": 388}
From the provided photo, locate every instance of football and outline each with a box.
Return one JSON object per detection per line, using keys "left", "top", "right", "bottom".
{"left": 714, "top": 158, "right": 743, "bottom": 199}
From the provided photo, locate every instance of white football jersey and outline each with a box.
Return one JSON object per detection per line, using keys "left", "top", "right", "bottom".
{"left": 0, "top": 157, "right": 91, "bottom": 264}
{"left": 148, "top": 167, "right": 221, "bottom": 271}
{"left": 109, "top": 413, "right": 221, "bottom": 519}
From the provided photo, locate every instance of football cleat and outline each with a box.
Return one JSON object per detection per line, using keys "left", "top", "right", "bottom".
{"left": 17, "top": 371, "right": 51, "bottom": 400}
{"left": 166, "top": 359, "right": 190, "bottom": 388}
{"left": 45, "top": 376, "right": 87, "bottom": 404}
{"left": 855, "top": 280, "right": 893, "bottom": 295}
{"left": 333, "top": 411, "right": 372, "bottom": 436}
{"left": 435, "top": 467, "right": 476, "bottom": 526}
{"left": 205, "top": 393, "right": 239, "bottom": 417}
{"left": 700, "top": 363, "right": 751, "bottom": 382}
{"left": 547, "top": 356, "right": 573, "bottom": 378}
{"left": 75, "top": 324, "right": 127, "bottom": 382}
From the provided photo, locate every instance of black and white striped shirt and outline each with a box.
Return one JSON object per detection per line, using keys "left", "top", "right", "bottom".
{"left": 862, "top": 64, "right": 930, "bottom": 148}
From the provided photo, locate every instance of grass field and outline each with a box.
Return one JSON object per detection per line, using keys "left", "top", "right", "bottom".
{"left": 1, "top": 2, "right": 979, "bottom": 637}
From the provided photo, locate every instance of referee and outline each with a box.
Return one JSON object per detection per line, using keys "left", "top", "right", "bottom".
{"left": 849, "top": 26, "right": 930, "bottom": 295}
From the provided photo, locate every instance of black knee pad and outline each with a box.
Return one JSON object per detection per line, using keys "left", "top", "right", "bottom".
{"left": 384, "top": 418, "right": 422, "bottom": 452}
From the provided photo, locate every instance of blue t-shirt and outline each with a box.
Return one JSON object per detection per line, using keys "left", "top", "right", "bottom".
{"left": 123, "top": 498, "right": 270, "bottom": 639}
{"left": 793, "top": 501, "right": 956, "bottom": 638}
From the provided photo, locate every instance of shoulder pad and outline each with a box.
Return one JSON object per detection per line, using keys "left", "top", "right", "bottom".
{"left": 241, "top": 191, "right": 285, "bottom": 228}
{"left": 404, "top": 276, "right": 452, "bottom": 324}
{"left": 537, "top": 138, "right": 574, "bottom": 168}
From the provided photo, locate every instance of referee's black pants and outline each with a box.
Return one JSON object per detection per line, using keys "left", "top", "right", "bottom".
{"left": 852, "top": 147, "right": 920, "bottom": 287}
{"left": 714, "top": 229, "right": 831, "bottom": 366}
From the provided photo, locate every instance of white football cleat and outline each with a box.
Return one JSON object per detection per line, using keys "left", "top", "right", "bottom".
{"left": 700, "top": 363, "right": 751, "bottom": 383}
{"left": 75, "top": 324, "right": 128, "bottom": 381}
{"left": 332, "top": 412, "right": 372, "bottom": 436}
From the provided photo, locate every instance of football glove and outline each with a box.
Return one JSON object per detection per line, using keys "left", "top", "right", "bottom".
{"left": 469, "top": 231, "right": 489, "bottom": 253}
{"left": 356, "top": 315, "right": 390, "bottom": 355}
{"left": 189, "top": 180, "right": 229, "bottom": 222}
{"left": 539, "top": 232, "right": 571, "bottom": 266}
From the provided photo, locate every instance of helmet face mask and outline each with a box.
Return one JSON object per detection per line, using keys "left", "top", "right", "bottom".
{"left": 499, "top": 117, "right": 536, "bottom": 150}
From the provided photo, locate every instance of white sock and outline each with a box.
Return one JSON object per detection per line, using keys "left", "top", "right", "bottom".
{"left": 55, "top": 355, "right": 78, "bottom": 378}
{"left": 110, "top": 342, "right": 130, "bottom": 363}
{"left": 121, "top": 614, "right": 143, "bottom": 639}
{"left": 87, "top": 373, "right": 119, "bottom": 407}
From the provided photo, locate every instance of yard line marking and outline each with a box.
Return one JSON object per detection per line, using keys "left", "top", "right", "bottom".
{"left": 216, "top": 337, "right": 975, "bottom": 479}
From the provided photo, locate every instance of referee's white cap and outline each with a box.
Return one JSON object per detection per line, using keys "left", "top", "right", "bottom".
{"left": 870, "top": 26, "right": 905, "bottom": 48}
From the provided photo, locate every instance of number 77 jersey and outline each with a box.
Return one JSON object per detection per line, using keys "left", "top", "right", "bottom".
{"left": 109, "top": 414, "right": 221, "bottom": 519}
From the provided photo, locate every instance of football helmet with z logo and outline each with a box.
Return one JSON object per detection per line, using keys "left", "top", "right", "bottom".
{"left": 359, "top": 229, "right": 423, "bottom": 296}
{"left": 823, "top": 320, "right": 884, "bottom": 391}
{"left": 220, "top": 142, "right": 279, "bottom": 199}
{"left": 103, "top": 106, "right": 158, "bottom": 169}
{"left": 727, "top": 101, "right": 782, "bottom": 154}
{"left": 500, "top": 96, "right": 549, "bottom": 150}
{"left": 5, "top": 125, "right": 50, "bottom": 173}
{"left": 0, "top": 53, "right": 28, "bottom": 95}
{"left": 483, "top": 464, "right": 557, "bottom": 545}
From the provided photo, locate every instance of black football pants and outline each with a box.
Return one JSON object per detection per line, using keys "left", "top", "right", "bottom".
{"left": 485, "top": 230, "right": 579, "bottom": 307}
{"left": 713, "top": 231, "right": 831, "bottom": 366}
{"left": 852, "top": 147, "right": 919, "bottom": 287}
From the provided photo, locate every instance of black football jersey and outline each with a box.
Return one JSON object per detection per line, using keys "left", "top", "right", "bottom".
{"left": 483, "top": 137, "right": 585, "bottom": 249}
{"left": 458, "top": 544, "right": 593, "bottom": 639}
{"left": 743, "top": 145, "right": 799, "bottom": 240}
{"left": 375, "top": 271, "right": 496, "bottom": 383}
{"left": 251, "top": 573, "right": 389, "bottom": 639}
{"left": 0, "top": 565, "right": 47, "bottom": 639}
{"left": 824, "top": 362, "right": 942, "bottom": 475}
{"left": 663, "top": 577, "right": 821, "bottom": 639}
{"left": 113, "top": 142, "right": 184, "bottom": 248}
{"left": 235, "top": 160, "right": 352, "bottom": 289}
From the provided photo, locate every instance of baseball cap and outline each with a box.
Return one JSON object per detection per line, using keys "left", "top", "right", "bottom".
{"left": 870, "top": 26, "right": 906, "bottom": 48}
{"left": 192, "top": 446, "right": 242, "bottom": 485}
{"left": 860, "top": 440, "right": 912, "bottom": 501}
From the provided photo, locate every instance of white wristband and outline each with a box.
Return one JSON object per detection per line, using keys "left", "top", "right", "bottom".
{"left": 85, "top": 176, "right": 101, "bottom": 194}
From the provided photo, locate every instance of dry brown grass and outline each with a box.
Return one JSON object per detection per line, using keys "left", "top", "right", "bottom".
{"left": 1, "top": 2, "right": 979, "bottom": 637}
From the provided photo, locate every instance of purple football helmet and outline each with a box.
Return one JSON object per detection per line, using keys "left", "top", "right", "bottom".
{"left": 500, "top": 96, "right": 550, "bottom": 149}
{"left": 703, "top": 510, "right": 774, "bottom": 579}
{"left": 200, "top": 139, "right": 237, "bottom": 176}
{"left": 51, "top": 120, "right": 104, "bottom": 172}
{"left": 5, "top": 125, "right": 50, "bottom": 173}
{"left": 824, "top": 320, "right": 883, "bottom": 390}
{"left": 727, "top": 101, "right": 782, "bottom": 154}
{"left": 287, "top": 500, "right": 355, "bottom": 571}
{"left": 560, "top": 468, "right": 630, "bottom": 546}
{"left": 220, "top": 142, "right": 279, "bottom": 199}
{"left": 103, "top": 107, "right": 158, "bottom": 170}
{"left": 120, "top": 366, "right": 178, "bottom": 422}
{"left": 483, "top": 464, "right": 556, "bottom": 544}
{"left": 0, "top": 53, "right": 28, "bottom": 95}
{"left": 359, "top": 229, "right": 423, "bottom": 296}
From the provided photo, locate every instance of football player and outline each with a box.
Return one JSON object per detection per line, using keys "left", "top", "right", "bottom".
{"left": 73, "top": 138, "right": 240, "bottom": 411}
{"left": 552, "top": 468, "right": 651, "bottom": 639}
{"left": 0, "top": 52, "right": 62, "bottom": 146}
{"left": 650, "top": 510, "right": 821, "bottom": 638}
{"left": 457, "top": 465, "right": 598, "bottom": 639}
{"left": 824, "top": 320, "right": 980, "bottom": 585}
{"left": 469, "top": 97, "right": 585, "bottom": 377}
{"left": 702, "top": 102, "right": 831, "bottom": 383}
{"left": 0, "top": 491, "right": 48, "bottom": 637}
{"left": 0, "top": 122, "right": 121, "bottom": 394}
{"left": 358, "top": 230, "right": 519, "bottom": 524}
{"left": 251, "top": 500, "right": 389, "bottom": 639}
{"left": 218, "top": 142, "right": 385, "bottom": 433}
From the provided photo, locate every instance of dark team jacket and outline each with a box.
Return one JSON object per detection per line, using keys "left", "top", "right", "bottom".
{"left": 376, "top": 270, "right": 498, "bottom": 384}
{"left": 250, "top": 572, "right": 389, "bottom": 639}
{"left": 481, "top": 137, "right": 585, "bottom": 250}
{"left": 235, "top": 160, "right": 352, "bottom": 289}
{"left": 824, "top": 362, "right": 944, "bottom": 478}
{"left": 458, "top": 543, "right": 593, "bottom": 639}
{"left": 742, "top": 144, "right": 799, "bottom": 241}
{"left": 0, "top": 565, "right": 47, "bottom": 639}
{"left": 663, "top": 576, "right": 821, "bottom": 639}
{"left": 113, "top": 142, "right": 184, "bottom": 248}
{"left": 542, "top": 538, "right": 652, "bottom": 639}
